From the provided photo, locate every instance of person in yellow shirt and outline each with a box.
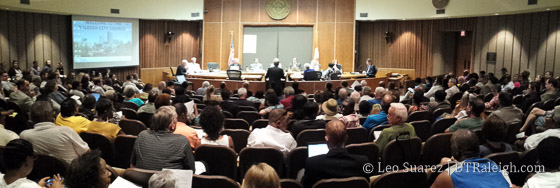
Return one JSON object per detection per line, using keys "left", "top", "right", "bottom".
{"left": 87, "top": 98, "right": 124, "bottom": 141}
{"left": 56, "top": 99, "right": 91, "bottom": 133}
{"left": 172, "top": 103, "right": 200, "bottom": 149}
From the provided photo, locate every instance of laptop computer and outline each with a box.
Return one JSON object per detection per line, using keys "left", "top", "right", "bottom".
{"left": 308, "top": 141, "right": 329, "bottom": 158}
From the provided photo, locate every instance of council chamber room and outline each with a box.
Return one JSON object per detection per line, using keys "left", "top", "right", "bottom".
{"left": 1, "top": 0, "right": 560, "bottom": 187}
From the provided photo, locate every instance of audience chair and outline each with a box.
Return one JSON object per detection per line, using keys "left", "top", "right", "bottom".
{"left": 227, "top": 70, "right": 242, "bottom": 80}
{"left": 509, "top": 149, "right": 538, "bottom": 186}
{"left": 420, "top": 133, "right": 452, "bottom": 166}
{"left": 359, "top": 117, "right": 367, "bottom": 125}
{"left": 286, "top": 147, "right": 308, "bottom": 179}
{"left": 287, "top": 119, "right": 296, "bottom": 132}
{"left": 329, "top": 72, "right": 342, "bottom": 80}
{"left": 121, "top": 108, "right": 138, "bottom": 120}
{"left": 192, "top": 174, "right": 240, "bottom": 188}
{"left": 426, "top": 161, "right": 457, "bottom": 186}
{"left": 542, "top": 99, "right": 555, "bottom": 111}
{"left": 223, "top": 111, "right": 234, "bottom": 118}
{"left": 382, "top": 137, "right": 422, "bottom": 169}
{"left": 119, "top": 119, "right": 148, "bottom": 136}
{"left": 430, "top": 117, "right": 456, "bottom": 135}
{"left": 370, "top": 169, "right": 427, "bottom": 188}
{"left": 484, "top": 151, "right": 520, "bottom": 171}
{"left": 473, "top": 129, "right": 486, "bottom": 145}
{"left": 303, "top": 71, "right": 321, "bottom": 81}
{"left": 114, "top": 135, "right": 137, "bottom": 169}
{"left": 79, "top": 132, "right": 115, "bottom": 166}
{"left": 281, "top": 179, "right": 303, "bottom": 188}
{"left": 195, "top": 145, "right": 237, "bottom": 180}
{"left": 27, "top": 154, "right": 68, "bottom": 181}
{"left": 224, "top": 118, "right": 250, "bottom": 130}
{"left": 513, "top": 95, "right": 523, "bottom": 106}
{"left": 192, "top": 95, "right": 204, "bottom": 101}
{"left": 312, "top": 177, "right": 369, "bottom": 188}
{"left": 238, "top": 105, "right": 257, "bottom": 112}
{"left": 197, "top": 103, "right": 206, "bottom": 110}
{"left": 368, "top": 124, "right": 391, "bottom": 141}
{"left": 239, "top": 147, "right": 285, "bottom": 180}
{"left": 236, "top": 111, "right": 261, "bottom": 125}
{"left": 252, "top": 119, "right": 269, "bottom": 130}
{"left": 137, "top": 112, "right": 153, "bottom": 129}
{"left": 505, "top": 122, "right": 523, "bottom": 144}
{"left": 296, "top": 129, "right": 326, "bottom": 146}
{"left": 410, "top": 120, "right": 431, "bottom": 142}
{"left": 122, "top": 168, "right": 159, "bottom": 188}
{"left": 221, "top": 129, "right": 250, "bottom": 154}
{"left": 407, "top": 111, "right": 430, "bottom": 123}
{"left": 449, "top": 92, "right": 463, "bottom": 110}
{"left": 122, "top": 101, "right": 139, "bottom": 111}
{"left": 483, "top": 93, "right": 494, "bottom": 102}
{"left": 523, "top": 101, "right": 542, "bottom": 115}
{"left": 345, "top": 127, "right": 368, "bottom": 145}
{"left": 431, "top": 108, "right": 452, "bottom": 123}
{"left": 346, "top": 143, "right": 379, "bottom": 169}
{"left": 192, "top": 98, "right": 202, "bottom": 104}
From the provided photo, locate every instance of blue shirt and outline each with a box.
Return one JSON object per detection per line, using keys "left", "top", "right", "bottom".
{"left": 448, "top": 158, "right": 511, "bottom": 188}
{"left": 304, "top": 69, "right": 315, "bottom": 73}
{"left": 367, "top": 99, "right": 381, "bottom": 106}
{"left": 125, "top": 98, "right": 145, "bottom": 107}
{"left": 362, "top": 111, "right": 388, "bottom": 132}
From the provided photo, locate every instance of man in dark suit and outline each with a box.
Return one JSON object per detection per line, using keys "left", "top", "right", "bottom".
{"left": 302, "top": 120, "right": 370, "bottom": 188}
{"left": 265, "top": 58, "right": 286, "bottom": 94}
{"left": 176, "top": 59, "right": 188, "bottom": 76}
{"left": 219, "top": 90, "right": 239, "bottom": 117}
{"left": 365, "top": 58, "right": 377, "bottom": 78}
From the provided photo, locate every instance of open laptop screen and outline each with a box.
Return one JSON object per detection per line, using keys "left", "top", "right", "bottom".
{"left": 308, "top": 142, "right": 329, "bottom": 158}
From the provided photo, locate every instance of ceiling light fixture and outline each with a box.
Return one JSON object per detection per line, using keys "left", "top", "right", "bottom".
{"left": 495, "top": 13, "right": 499, "bottom": 15}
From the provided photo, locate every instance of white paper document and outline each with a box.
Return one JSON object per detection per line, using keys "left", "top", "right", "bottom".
{"left": 109, "top": 177, "right": 141, "bottom": 188}
{"left": 243, "top": 34, "right": 257, "bottom": 54}
{"left": 162, "top": 169, "right": 193, "bottom": 188}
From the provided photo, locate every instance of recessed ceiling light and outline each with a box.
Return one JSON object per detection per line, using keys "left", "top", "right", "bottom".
{"left": 546, "top": 8, "right": 551, "bottom": 11}
{"left": 448, "top": 17, "right": 452, "bottom": 18}
{"left": 495, "top": 13, "right": 499, "bottom": 15}
{"left": 402, "top": 19, "right": 406, "bottom": 20}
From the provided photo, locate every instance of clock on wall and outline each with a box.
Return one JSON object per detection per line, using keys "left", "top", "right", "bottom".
{"left": 432, "top": 0, "right": 449, "bottom": 9}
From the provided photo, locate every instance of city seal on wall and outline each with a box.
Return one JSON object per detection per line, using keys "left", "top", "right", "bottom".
{"left": 266, "top": 0, "right": 291, "bottom": 20}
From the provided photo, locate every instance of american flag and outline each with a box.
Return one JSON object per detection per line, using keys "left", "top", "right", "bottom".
{"left": 227, "top": 37, "right": 234, "bottom": 65}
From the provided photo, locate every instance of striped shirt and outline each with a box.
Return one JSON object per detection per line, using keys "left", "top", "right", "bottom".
{"left": 131, "top": 130, "right": 195, "bottom": 171}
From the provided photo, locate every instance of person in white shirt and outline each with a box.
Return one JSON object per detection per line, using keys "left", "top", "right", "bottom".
{"left": 0, "top": 124, "right": 19, "bottom": 146}
{"left": 19, "top": 101, "right": 90, "bottom": 164}
{"left": 248, "top": 109, "right": 296, "bottom": 156}
{"left": 316, "top": 99, "right": 343, "bottom": 120}
{"left": 248, "top": 58, "right": 264, "bottom": 72}
{"left": 523, "top": 137, "right": 560, "bottom": 188}
{"left": 425, "top": 77, "right": 443, "bottom": 99}
{"left": 359, "top": 86, "right": 373, "bottom": 102}
{"left": 523, "top": 106, "right": 560, "bottom": 150}
{"left": 0, "top": 139, "right": 63, "bottom": 188}
{"left": 190, "top": 57, "right": 202, "bottom": 73}
{"left": 310, "top": 59, "right": 320, "bottom": 71}
{"left": 445, "top": 77, "right": 460, "bottom": 100}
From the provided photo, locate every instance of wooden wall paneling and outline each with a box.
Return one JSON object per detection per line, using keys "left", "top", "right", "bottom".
{"left": 528, "top": 13, "right": 540, "bottom": 77}
{"left": 298, "top": 0, "right": 316, "bottom": 23}
{"left": 473, "top": 17, "right": 484, "bottom": 73}
{"left": 223, "top": 0, "right": 241, "bottom": 23}
{"left": 520, "top": 14, "right": 531, "bottom": 76}
{"left": 487, "top": 16, "right": 498, "bottom": 75}
{"left": 220, "top": 23, "right": 240, "bottom": 69}
{"left": 8, "top": 11, "right": 17, "bottom": 64}
{"left": 33, "top": 13, "right": 44, "bottom": 68}
{"left": 42, "top": 14, "right": 52, "bottom": 64}
{"left": 25, "top": 13, "right": 35, "bottom": 69}
{"left": 259, "top": 0, "right": 276, "bottom": 22}
{"left": 503, "top": 15, "right": 514, "bottom": 75}
{"left": 317, "top": 23, "right": 335, "bottom": 68}
{"left": 281, "top": 0, "right": 298, "bottom": 23}
{"left": 204, "top": 0, "right": 223, "bottom": 23}
{"left": 555, "top": 13, "right": 560, "bottom": 76}
{"left": 16, "top": 12, "right": 26, "bottom": 69}
{"left": 544, "top": 11, "right": 558, "bottom": 75}
{"left": 59, "top": 16, "right": 69, "bottom": 71}
{"left": 50, "top": 14, "right": 60, "bottom": 71}
{"left": 203, "top": 23, "right": 221, "bottom": 68}
{"left": 318, "top": 0, "right": 335, "bottom": 23}
{"left": 335, "top": 23, "right": 354, "bottom": 71}
{"left": 480, "top": 17, "right": 491, "bottom": 73}
{"left": 511, "top": 14, "right": 523, "bottom": 75}
{"left": 495, "top": 15, "right": 506, "bottom": 76}
{"left": 335, "top": 0, "right": 354, "bottom": 23}
{"left": 536, "top": 12, "right": 549, "bottom": 76}
{"left": 241, "top": 0, "right": 260, "bottom": 22}
{"left": 0, "top": 11, "right": 7, "bottom": 66}
{"left": 423, "top": 20, "right": 434, "bottom": 78}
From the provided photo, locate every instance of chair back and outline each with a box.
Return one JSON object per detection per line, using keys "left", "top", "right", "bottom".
{"left": 27, "top": 154, "right": 68, "bottom": 181}
{"left": 410, "top": 120, "right": 431, "bottom": 142}
{"left": 312, "top": 177, "right": 369, "bottom": 188}
{"left": 485, "top": 151, "right": 520, "bottom": 170}
{"left": 122, "top": 168, "right": 159, "bottom": 188}
{"left": 359, "top": 117, "right": 367, "bottom": 125}
{"left": 114, "top": 135, "right": 138, "bottom": 169}
{"left": 192, "top": 175, "right": 239, "bottom": 188}
{"left": 407, "top": 111, "right": 430, "bottom": 123}
{"left": 345, "top": 127, "right": 368, "bottom": 145}
{"left": 224, "top": 118, "right": 250, "bottom": 130}
{"left": 430, "top": 118, "right": 456, "bottom": 135}
{"left": 505, "top": 122, "right": 523, "bottom": 144}
{"left": 382, "top": 137, "right": 422, "bottom": 168}
{"left": 286, "top": 147, "right": 308, "bottom": 179}
{"left": 296, "top": 129, "right": 326, "bottom": 146}
{"left": 484, "top": 93, "right": 494, "bottom": 102}
{"left": 304, "top": 71, "right": 321, "bottom": 81}
{"left": 122, "top": 101, "right": 139, "bottom": 111}
{"left": 281, "top": 179, "right": 303, "bottom": 188}
{"left": 195, "top": 145, "right": 237, "bottom": 180}
{"left": 119, "top": 119, "right": 148, "bottom": 135}
{"left": 474, "top": 129, "right": 486, "bottom": 145}
{"left": 227, "top": 70, "right": 242, "bottom": 80}
{"left": 237, "top": 111, "right": 261, "bottom": 124}
{"left": 192, "top": 98, "right": 202, "bottom": 104}
{"left": 431, "top": 108, "right": 452, "bottom": 123}
{"left": 555, "top": 97, "right": 560, "bottom": 106}
{"left": 80, "top": 132, "right": 115, "bottom": 166}
{"left": 238, "top": 105, "right": 257, "bottom": 112}
{"left": 239, "top": 147, "right": 285, "bottom": 180}
{"left": 121, "top": 108, "right": 138, "bottom": 120}
{"left": 426, "top": 162, "right": 457, "bottom": 186}
{"left": 221, "top": 129, "right": 250, "bottom": 154}
{"left": 420, "top": 133, "right": 452, "bottom": 165}
{"left": 346, "top": 143, "right": 379, "bottom": 169}
{"left": 542, "top": 99, "right": 555, "bottom": 110}
{"left": 510, "top": 149, "right": 538, "bottom": 185}
{"left": 137, "top": 112, "right": 153, "bottom": 128}
{"left": 252, "top": 119, "right": 269, "bottom": 130}
{"left": 330, "top": 72, "right": 342, "bottom": 80}
{"left": 223, "top": 111, "right": 234, "bottom": 118}
{"left": 449, "top": 92, "right": 463, "bottom": 109}
{"left": 370, "top": 170, "right": 427, "bottom": 188}
{"left": 368, "top": 124, "right": 391, "bottom": 141}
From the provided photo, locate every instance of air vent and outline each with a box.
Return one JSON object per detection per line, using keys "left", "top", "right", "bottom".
{"left": 110, "top": 9, "right": 120, "bottom": 14}
{"left": 20, "top": 0, "right": 30, "bottom": 5}
{"left": 436, "top": 9, "right": 445, "bottom": 14}
{"left": 191, "top": 12, "right": 200, "bottom": 17}
{"left": 528, "top": 0, "right": 537, "bottom": 5}
{"left": 360, "top": 13, "right": 368, "bottom": 18}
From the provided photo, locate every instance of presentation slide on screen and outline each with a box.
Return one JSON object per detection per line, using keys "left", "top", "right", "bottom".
{"left": 72, "top": 16, "right": 139, "bottom": 69}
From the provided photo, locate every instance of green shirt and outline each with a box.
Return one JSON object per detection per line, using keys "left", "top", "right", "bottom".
{"left": 448, "top": 117, "right": 484, "bottom": 132}
{"left": 375, "top": 123, "right": 416, "bottom": 154}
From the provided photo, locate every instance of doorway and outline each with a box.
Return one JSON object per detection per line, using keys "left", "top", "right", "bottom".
{"left": 435, "top": 31, "right": 473, "bottom": 76}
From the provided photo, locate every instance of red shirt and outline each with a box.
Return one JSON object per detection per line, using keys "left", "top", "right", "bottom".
{"left": 280, "top": 95, "right": 294, "bottom": 110}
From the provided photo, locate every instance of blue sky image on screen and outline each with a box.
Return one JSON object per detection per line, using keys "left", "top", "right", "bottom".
{"left": 73, "top": 20, "right": 133, "bottom": 63}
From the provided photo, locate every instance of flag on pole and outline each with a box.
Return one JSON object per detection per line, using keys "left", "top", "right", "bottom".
{"left": 227, "top": 36, "right": 235, "bottom": 65}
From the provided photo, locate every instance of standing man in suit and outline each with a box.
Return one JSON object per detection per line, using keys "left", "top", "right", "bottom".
{"left": 176, "top": 59, "right": 188, "bottom": 76}
{"left": 302, "top": 120, "right": 370, "bottom": 188}
{"left": 265, "top": 58, "right": 286, "bottom": 95}
{"left": 365, "top": 58, "right": 378, "bottom": 78}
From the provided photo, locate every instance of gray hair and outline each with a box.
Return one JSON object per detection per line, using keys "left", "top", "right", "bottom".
{"left": 123, "top": 85, "right": 137, "bottom": 98}
{"left": 390, "top": 103, "right": 408, "bottom": 123}
{"left": 151, "top": 106, "right": 178, "bottom": 131}
{"left": 238, "top": 87, "right": 248, "bottom": 97}
{"left": 362, "top": 86, "right": 372, "bottom": 96}
{"left": 283, "top": 86, "right": 294, "bottom": 96}
{"left": 30, "top": 101, "right": 54, "bottom": 123}
{"left": 338, "top": 88, "right": 347, "bottom": 98}
{"left": 148, "top": 171, "right": 176, "bottom": 188}
{"left": 360, "top": 80, "right": 368, "bottom": 86}
{"left": 202, "top": 81, "right": 210, "bottom": 88}
{"left": 304, "top": 63, "right": 310, "bottom": 69}
{"left": 374, "top": 87, "right": 385, "bottom": 97}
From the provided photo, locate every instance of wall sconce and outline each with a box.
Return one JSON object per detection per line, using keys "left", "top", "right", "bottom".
{"left": 164, "top": 31, "right": 175, "bottom": 43}
{"left": 384, "top": 31, "right": 393, "bottom": 44}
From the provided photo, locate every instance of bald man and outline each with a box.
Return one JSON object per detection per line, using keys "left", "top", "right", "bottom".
{"left": 302, "top": 120, "right": 369, "bottom": 188}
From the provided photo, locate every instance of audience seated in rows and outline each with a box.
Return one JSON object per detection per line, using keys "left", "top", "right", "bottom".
{"left": 79, "top": 94, "right": 97, "bottom": 120}
{"left": 259, "top": 92, "right": 284, "bottom": 116}
{"left": 290, "top": 94, "right": 308, "bottom": 120}
{"left": 479, "top": 115, "right": 512, "bottom": 157}
{"left": 173, "top": 103, "right": 200, "bottom": 149}
{"left": 56, "top": 98, "right": 91, "bottom": 133}
{"left": 148, "top": 170, "right": 176, "bottom": 188}
{"left": 9, "top": 79, "right": 34, "bottom": 112}
{"left": 0, "top": 124, "right": 19, "bottom": 146}
{"left": 362, "top": 94, "right": 392, "bottom": 132}
{"left": 65, "top": 151, "right": 111, "bottom": 188}
{"left": 490, "top": 92, "right": 524, "bottom": 126}
{"left": 87, "top": 98, "right": 124, "bottom": 141}
{"left": 196, "top": 81, "right": 210, "bottom": 96}
{"left": 375, "top": 103, "right": 416, "bottom": 153}
{"left": 523, "top": 106, "right": 560, "bottom": 150}
{"left": 199, "top": 105, "right": 234, "bottom": 149}
{"left": 124, "top": 85, "right": 144, "bottom": 107}
{"left": 291, "top": 101, "right": 325, "bottom": 138}
{"left": 203, "top": 85, "right": 222, "bottom": 102}
{"left": 138, "top": 91, "right": 158, "bottom": 114}
{"left": 523, "top": 137, "right": 560, "bottom": 187}
{"left": 339, "top": 98, "right": 360, "bottom": 128}
{"left": 316, "top": 99, "right": 342, "bottom": 121}
{"left": 234, "top": 87, "right": 255, "bottom": 107}
{"left": 248, "top": 109, "right": 296, "bottom": 156}
{"left": 446, "top": 98, "right": 485, "bottom": 132}
{"left": 280, "top": 86, "right": 295, "bottom": 110}
{"left": 220, "top": 90, "right": 239, "bottom": 117}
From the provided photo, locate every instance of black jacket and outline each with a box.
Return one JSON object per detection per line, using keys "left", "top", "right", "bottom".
{"left": 291, "top": 119, "right": 326, "bottom": 139}
{"left": 176, "top": 65, "right": 187, "bottom": 76}
{"left": 220, "top": 100, "right": 239, "bottom": 117}
{"left": 302, "top": 148, "right": 370, "bottom": 188}
{"left": 265, "top": 66, "right": 286, "bottom": 84}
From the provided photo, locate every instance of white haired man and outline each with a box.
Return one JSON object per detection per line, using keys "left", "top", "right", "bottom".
{"left": 234, "top": 87, "right": 255, "bottom": 107}
{"left": 190, "top": 57, "right": 201, "bottom": 73}
{"left": 229, "top": 58, "right": 242, "bottom": 71}
{"left": 196, "top": 81, "right": 210, "bottom": 96}
{"left": 374, "top": 103, "right": 416, "bottom": 154}
{"left": 176, "top": 59, "right": 188, "bottom": 76}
